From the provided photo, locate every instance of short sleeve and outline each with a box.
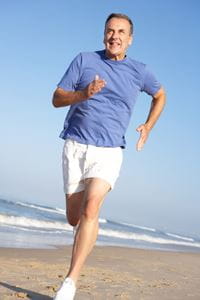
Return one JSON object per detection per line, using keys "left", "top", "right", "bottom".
{"left": 57, "top": 53, "right": 82, "bottom": 91}
{"left": 141, "top": 66, "right": 161, "bottom": 96}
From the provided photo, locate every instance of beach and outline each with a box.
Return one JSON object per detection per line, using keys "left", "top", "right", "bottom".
{"left": 0, "top": 246, "right": 200, "bottom": 299}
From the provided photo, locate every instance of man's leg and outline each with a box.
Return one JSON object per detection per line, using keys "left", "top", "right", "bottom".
{"left": 54, "top": 191, "right": 85, "bottom": 300}
{"left": 66, "top": 178, "right": 110, "bottom": 283}
{"left": 66, "top": 191, "right": 84, "bottom": 227}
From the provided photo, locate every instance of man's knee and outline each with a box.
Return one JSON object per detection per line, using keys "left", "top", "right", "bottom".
{"left": 82, "top": 196, "right": 103, "bottom": 221}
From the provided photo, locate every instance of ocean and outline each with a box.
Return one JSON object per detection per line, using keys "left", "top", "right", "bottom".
{"left": 0, "top": 198, "right": 200, "bottom": 252}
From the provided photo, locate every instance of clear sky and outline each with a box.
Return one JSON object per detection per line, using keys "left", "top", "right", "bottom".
{"left": 1, "top": 0, "right": 200, "bottom": 236}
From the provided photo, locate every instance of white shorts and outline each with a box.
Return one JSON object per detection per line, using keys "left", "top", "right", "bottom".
{"left": 62, "top": 139, "right": 123, "bottom": 194}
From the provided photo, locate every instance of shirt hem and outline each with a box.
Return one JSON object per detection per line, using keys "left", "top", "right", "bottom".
{"left": 59, "top": 134, "right": 125, "bottom": 149}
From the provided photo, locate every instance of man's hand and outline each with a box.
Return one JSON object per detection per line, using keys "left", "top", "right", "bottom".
{"left": 135, "top": 87, "right": 166, "bottom": 151}
{"left": 52, "top": 75, "right": 106, "bottom": 107}
{"left": 83, "top": 75, "right": 106, "bottom": 99}
{"left": 136, "top": 124, "right": 150, "bottom": 151}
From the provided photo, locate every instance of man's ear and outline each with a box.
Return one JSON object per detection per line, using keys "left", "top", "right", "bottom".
{"left": 128, "top": 35, "right": 133, "bottom": 45}
{"left": 103, "top": 33, "right": 106, "bottom": 45}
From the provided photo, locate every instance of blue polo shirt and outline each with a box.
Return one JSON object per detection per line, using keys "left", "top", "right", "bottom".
{"left": 58, "top": 50, "right": 161, "bottom": 148}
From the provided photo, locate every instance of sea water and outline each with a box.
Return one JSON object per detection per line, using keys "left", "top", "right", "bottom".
{"left": 0, "top": 198, "right": 200, "bottom": 252}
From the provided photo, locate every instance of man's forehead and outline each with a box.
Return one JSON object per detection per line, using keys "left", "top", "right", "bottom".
{"left": 105, "top": 18, "right": 131, "bottom": 30}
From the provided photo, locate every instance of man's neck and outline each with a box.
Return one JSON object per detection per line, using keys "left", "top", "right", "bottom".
{"left": 105, "top": 50, "right": 126, "bottom": 61}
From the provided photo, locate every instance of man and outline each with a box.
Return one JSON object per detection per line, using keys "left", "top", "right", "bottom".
{"left": 52, "top": 13, "right": 166, "bottom": 300}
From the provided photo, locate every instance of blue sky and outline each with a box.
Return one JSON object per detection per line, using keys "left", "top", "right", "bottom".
{"left": 0, "top": 0, "right": 200, "bottom": 236}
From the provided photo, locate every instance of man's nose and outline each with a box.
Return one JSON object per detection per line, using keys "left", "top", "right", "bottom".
{"left": 111, "top": 31, "right": 119, "bottom": 39}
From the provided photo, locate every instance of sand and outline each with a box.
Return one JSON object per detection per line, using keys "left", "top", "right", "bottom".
{"left": 0, "top": 246, "right": 200, "bottom": 299}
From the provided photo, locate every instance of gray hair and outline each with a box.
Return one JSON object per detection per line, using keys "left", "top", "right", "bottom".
{"left": 105, "top": 13, "right": 134, "bottom": 35}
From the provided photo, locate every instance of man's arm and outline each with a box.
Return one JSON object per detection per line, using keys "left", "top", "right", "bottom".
{"left": 136, "top": 87, "right": 166, "bottom": 151}
{"left": 52, "top": 75, "right": 106, "bottom": 108}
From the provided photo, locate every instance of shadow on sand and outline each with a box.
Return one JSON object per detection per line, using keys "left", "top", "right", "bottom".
{"left": 0, "top": 281, "right": 52, "bottom": 299}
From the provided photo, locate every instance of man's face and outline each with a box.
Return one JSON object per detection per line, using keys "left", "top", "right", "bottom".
{"left": 104, "top": 17, "right": 133, "bottom": 60}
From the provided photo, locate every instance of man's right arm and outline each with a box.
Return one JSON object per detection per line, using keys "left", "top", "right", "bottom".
{"left": 52, "top": 88, "right": 87, "bottom": 107}
{"left": 52, "top": 75, "right": 106, "bottom": 108}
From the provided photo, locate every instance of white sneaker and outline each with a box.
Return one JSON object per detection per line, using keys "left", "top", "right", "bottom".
{"left": 54, "top": 277, "right": 76, "bottom": 300}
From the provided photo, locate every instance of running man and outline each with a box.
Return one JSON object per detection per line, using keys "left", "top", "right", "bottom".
{"left": 52, "top": 13, "right": 166, "bottom": 300}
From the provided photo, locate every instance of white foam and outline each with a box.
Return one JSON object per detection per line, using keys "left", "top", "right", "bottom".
{"left": 120, "top": 221, "right": 156, "bottom": 232}
{"left": 1, "top": 213, "right": 199, "bottom": 249}
{"left": 166, "top": 232, "right": 194, "bottom": 242}
{"left": 98, "top": 229, "right": 200, "bottom": 248}
{"left": 1, "top": 223, "right": 67, "bottom": 234}
{"left": 0, "top": 212, "right": 107, "bottom": 231}
{"left": 0, "top": 214, "right": 72, "bottom": 231}
{"left": 99, "top": 218, "right": 107, "bottom": 224}
{"left": 0, "top": 214, "right": 106, "bottom": 232}
{"left": 55, "top": 207, "right": 65, "bottom": 215}
{"left": 16, "top": 201, "right": 65, "bottom": 215}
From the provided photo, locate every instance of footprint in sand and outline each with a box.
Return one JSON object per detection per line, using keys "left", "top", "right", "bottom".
{"left": 46, "top": 285, "right": 57, "bottom": 292}
{"left": 15, "top": 292, "right": 30, "bottom": 299}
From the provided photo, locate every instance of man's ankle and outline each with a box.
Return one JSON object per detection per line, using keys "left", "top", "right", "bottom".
{"left": 66, "top": 274, "right": 78, "bottom": 285}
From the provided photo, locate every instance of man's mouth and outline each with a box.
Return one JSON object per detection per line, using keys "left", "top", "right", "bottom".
{"left": 109, "top": 41, "right": 121, "bottom": 46}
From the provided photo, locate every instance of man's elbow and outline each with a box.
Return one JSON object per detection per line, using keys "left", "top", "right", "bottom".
{"left": 154, "top": 87, "right": 165, "bottom": 97}
{"left": 52, "top": 88, "right": 71, "bottom": 108}
{"left": 52, "top": 96, "right": 58, "bottom": 108}
{"left": 52, "top": 90, "right": 61, "bottom": 108}
{"left": 153, "top": 87, "right": 166, "bottom": 103}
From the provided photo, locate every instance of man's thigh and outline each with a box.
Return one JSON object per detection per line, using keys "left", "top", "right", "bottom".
{"left": 84, "top": 145, "right": 123, "bottom": 191}
{"left": 65, "top": 177, "right": 110, "bottom": 224}
{"left": 66, "top": 178, "right": 110, "bottom": 211}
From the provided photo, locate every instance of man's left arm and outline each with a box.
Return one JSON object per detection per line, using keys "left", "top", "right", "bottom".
{"left": 136, "top": 87, "right": 166, "bottom": 151}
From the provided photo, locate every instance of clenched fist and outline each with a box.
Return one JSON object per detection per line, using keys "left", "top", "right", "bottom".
{"left": 82, "top": 75, "right": 106, "bottom": 99}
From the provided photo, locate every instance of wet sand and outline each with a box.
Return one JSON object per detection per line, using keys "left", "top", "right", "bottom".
{"left": 0, "top": 246, "right": 200, "bottom": 299}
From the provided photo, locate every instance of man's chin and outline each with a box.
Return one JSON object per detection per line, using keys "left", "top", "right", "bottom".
{"left": 105, "top": 49, "right": 121, "bottom": 59}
